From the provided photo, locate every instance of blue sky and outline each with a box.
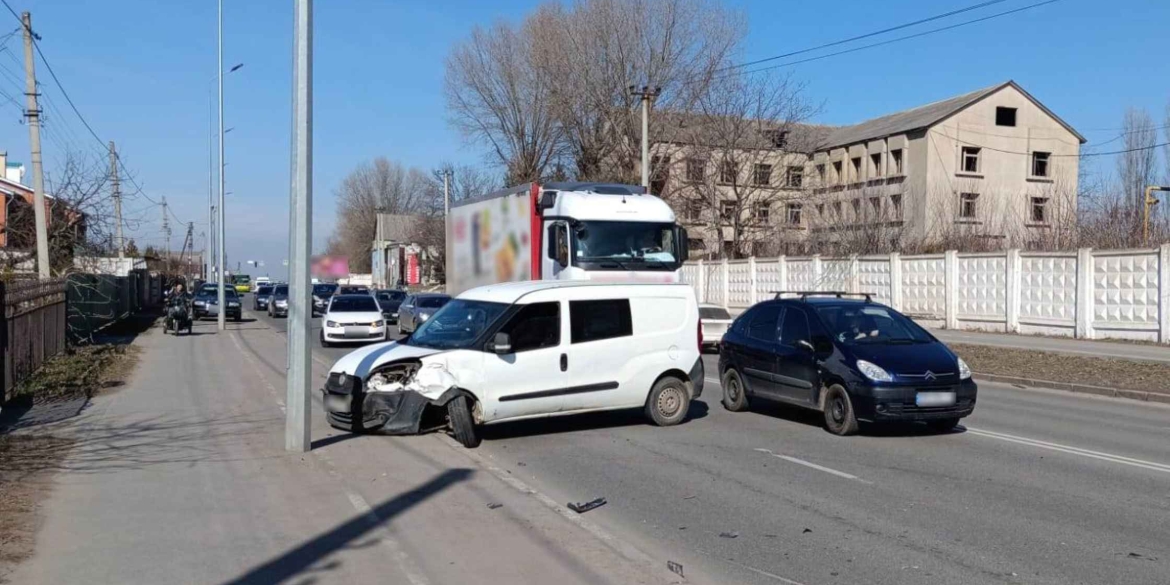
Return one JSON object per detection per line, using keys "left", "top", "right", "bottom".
{"left": 0, "top": 0, "right": 1166, "bottom": 280}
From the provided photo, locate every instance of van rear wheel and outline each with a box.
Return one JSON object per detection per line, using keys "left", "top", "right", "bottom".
{"left": 645, "top": 376, "right": 690, "bottom": 427}
{"left": 447, "top": 395, "right": 481, "bottom": 448}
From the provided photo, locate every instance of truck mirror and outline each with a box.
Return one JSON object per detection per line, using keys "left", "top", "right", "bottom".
{"left": 546, "top": 224, "right": 557, "bottom": 260}
{"left": 556, "top": 227, "right": 569, "bottom": 266}
{"left": 677, "top": 227, "right": 690, "bottom": 262}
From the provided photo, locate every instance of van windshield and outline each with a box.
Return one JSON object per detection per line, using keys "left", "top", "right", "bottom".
{"left": 814, "top": 305, "right": 933, "bottom": 345}
{"left": 406, "top": 300, "right": 508, "bottom": 350}
{"left": 571, "top": 221, "right": 679, "bottom": 270}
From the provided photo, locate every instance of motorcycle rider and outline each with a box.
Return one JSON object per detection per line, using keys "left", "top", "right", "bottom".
{"left": 166, "top": 283, "right": 188, "bottom": 331}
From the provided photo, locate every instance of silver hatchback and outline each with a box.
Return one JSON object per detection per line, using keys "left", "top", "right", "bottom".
{"left": 396, "top": 293, "right": 451, "bottom": 334}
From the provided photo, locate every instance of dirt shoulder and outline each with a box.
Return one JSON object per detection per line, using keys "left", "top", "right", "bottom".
{"left": 953, "top": 343, "right": 1170, "bottom": 397}
{"left": 0, "top": 318, "right": 147, "bottom": 583}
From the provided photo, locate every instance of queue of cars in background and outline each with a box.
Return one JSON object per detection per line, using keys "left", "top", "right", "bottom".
{"left": 395, "top": 293, "right": 451, "bottom": 334}
{"left": 253, "top": 285, "right": 274, "bottom": 311}
{"left": 268, "top": 284, "right": 290, "bottom": 318}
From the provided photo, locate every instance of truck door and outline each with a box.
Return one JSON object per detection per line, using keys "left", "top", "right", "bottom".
{"left": 543, "top": 221, "right": 570, "bottom": 279}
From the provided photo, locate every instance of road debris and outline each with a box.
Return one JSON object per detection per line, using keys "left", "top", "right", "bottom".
{"left": 567, "top": 497, "right": 607, "bottom": 514}
{"left": 802, "top": 528, "right": 812, "bottom": 534}
{"left": 486, "top": 502, "right": 503, "bottom": 510}
{"left": 719, "top": 531, "right": 739, "bottom": 539}
{"left": 667, "top": 560, "right": 684, "bottom": 577}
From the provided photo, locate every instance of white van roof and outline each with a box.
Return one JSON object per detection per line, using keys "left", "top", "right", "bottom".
{"left": 459, "top": 281, "right": 693, "bottom": 304}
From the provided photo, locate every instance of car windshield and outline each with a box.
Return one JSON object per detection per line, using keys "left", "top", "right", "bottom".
{"left": 378, "top": 290, "right": 407, "bottom": 301}
{"left": 406, "top": 300, "right": 508, "bottom": 350}
{"left": 257, "top": 286, "right": 273, "bottom": 295}
{"left": 329, "top": 296, "right": 378, "bottom": 312}
{"left": 313, "top": 284, "right": 337, "bottom": 296}
{"left": 700, "top": 306, "right": 731, "bottom": 320}
{"left": 814, "top": 304, "right": 933, "bottom": 345}
{"left": 273, "top": 285, "right": 288, "bottom": 296}
{"left": 416, "top": 296, "right": 450, "bottom": 309}
{"left": 571, "top": 221, "right": 678, "bottom": 269}
{"left": 340, "top": 286, "right": 369, "bottom": 294}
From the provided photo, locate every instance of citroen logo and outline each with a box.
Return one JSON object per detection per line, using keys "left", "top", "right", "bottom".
{"left": 923, "top": 370, "right": 936, "bottom": 381}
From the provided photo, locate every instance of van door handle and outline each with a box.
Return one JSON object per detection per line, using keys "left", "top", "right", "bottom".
{"left": 560, "top": 354, "right": 568, "bottom": 372}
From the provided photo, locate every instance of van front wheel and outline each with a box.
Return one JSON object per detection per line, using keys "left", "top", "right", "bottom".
{"left": 447, "top": 395, "right": 481, "bottom": 448}
{"left": 645, "top": 377, "right": 690, "bottom": 427}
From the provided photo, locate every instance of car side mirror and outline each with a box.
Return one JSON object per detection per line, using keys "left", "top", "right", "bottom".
{"left": 812, "top": 337, "right": 833, "bottom": 355}
{"left": 796, "top": 339, "right": 814, "bottom": 352}
{"left": 489, "top": 332, "right": 512, "bottom": 354}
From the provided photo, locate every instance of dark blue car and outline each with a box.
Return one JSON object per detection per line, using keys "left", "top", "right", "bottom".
{"left": 718, "top": 292, "right": 977, "bottom": 435}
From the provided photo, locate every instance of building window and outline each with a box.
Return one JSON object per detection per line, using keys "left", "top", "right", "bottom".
{"left": 850, "top": 156, "right": 862, "bottom": 181}
{"left": 682, "top": 199, "right": 702, "bottom": 222}
{"left": 832, "top": 161, "right": 843, "bottom": 184}
{"left": 650, "top": 155, "right": 670, "bottom": 195}
{"left": 851, "top": 199, "right": 861, "bottom": 220}
{"left": 891, "top": 149, "right": 903, "bottom": 175}
{"left": 769, "top": 130, "right": 789, "bottom": 149}
{"left": 869, "top": 196, "right": 881, "bottom": 216}
{"left": 1031, "top": 197, "right": 1049, "bottom": 223}
{"left": 961, "top": 146, "right": 981, "bottom": 174}
{"left": 890, "top": 194, "right": 903, "bottom": 219}
{"left": 1031, "top": 151, "right": 1050, "bottom": 178}
{"left": 870, "top": 153, "right": 883, "bottom": 178}
{"left": 753, "top": 164, "right": 772, "bottom": 186}
{"left": 720, "top": 201, "right": 736, "bottom": 222}
{"left": 996, "top": 106, "right": 1017, "bottom": 127}
{"left": 753, "top": 203, "right": 771, "bottom": 223}
{"left": 786, "top": 203, "right": 802, "bottom": 226}
{"left": 816, "top": 164, "right": 826, "bottom": 183}
{"left": 959, "top": 192, "right": 979, "bottom": 219}
{"left": 719, "top": 161, "right": 738, "bottom": 184}
{"left": 685, "top": 158, "right": 706, "bottom": 183}
{"left": 786, "top": 166, "right": 803, "bottom": 188}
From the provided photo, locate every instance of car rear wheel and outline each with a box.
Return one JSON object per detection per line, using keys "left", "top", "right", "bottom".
{"left": 823, "top": 384, "right": 859, "bottom": 436}
{"left": 645, "top": 376, "right": 690, "bottom": 426}
{"left": 447, "top": 395, "right": 480, "bottom": 448}
{"left": 927, "top": 418, "right": 960, "bottom": 433}
{"left": 722, "top": 369, "right": 750, "bottom": 412}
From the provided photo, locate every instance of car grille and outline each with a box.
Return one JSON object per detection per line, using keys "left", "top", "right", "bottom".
{"left": 338, "top": 322, "right": 376, "bottom": 327}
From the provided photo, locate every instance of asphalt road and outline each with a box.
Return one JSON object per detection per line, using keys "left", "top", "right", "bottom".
{"left": 249, "top": 303, "right": 1170, "bottom": 585}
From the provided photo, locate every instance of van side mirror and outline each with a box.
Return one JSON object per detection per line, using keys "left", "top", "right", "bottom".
{"left": 489, "top": 332, "right": 512, "bottom": 354}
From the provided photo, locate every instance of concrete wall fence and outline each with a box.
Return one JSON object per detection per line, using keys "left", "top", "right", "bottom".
{"left": 681, "top": 245, "right": 1170, "bottom": 344}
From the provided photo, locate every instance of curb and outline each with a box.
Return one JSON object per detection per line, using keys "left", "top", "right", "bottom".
{"left": 974, "top": 372, "right": 1170, "bottom": 405}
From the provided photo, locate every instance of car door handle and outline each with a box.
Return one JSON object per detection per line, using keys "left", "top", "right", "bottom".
{"left": 560, "top": 353, "right": 568, "bottom": 372}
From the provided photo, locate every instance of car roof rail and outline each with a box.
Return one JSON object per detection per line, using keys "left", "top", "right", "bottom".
{"left": 773, "top": 291, "right": 872, "bottom": 302}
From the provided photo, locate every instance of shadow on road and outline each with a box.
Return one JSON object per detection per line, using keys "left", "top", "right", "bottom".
{"left": 745, "top": 399, "right": 967, "bottom": 437}
{"left": 220, "top": 468, "right": 472, "bottom": 585}
{"left": 310, "top": 432, "right": 363, "bottom": 450}
{"left": 480, "top": 400, "right": 710, "bottom": 441}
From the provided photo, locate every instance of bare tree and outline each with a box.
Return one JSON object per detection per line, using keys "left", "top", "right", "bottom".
{"left": 1117, "top": 108, "right": 1158, "bottom": 216}
{"left": 445, "top": 18, "right": 561, "bottom": 184}
{"left": 327, "top": 158, "right": 432, "bottom": 272}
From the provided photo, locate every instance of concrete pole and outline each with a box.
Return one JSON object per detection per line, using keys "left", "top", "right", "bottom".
{"left": 21, "top": 12, "right": 49, "bottom": 278}
{"left": 641, "top": 91, "right": 650, "bottom": 190}
{"left": 286, "top": 0, "right": 313, "bottom": 453}
{"left": 216, "top": 0, "right": 227, "bottom": 330}
{"left": 443, "top": 171, "right": 450, "bottom": 216}
{"left": 110, "top": 141, "right": 124, "bottom": 258}
{"left": 208, "top": 84, "right": 214, "bottom": 279}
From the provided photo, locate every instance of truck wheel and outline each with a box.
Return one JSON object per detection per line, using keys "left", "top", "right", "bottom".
{"left": 823, "top": 384, "right": 859, "bottom": 436}
{"left": 447, "top": 395, "right": 480, "bottom": 448}
{"left": 645, "top": 376, "right": 690, "bottom": 427}
{"left": 722, "top": 369, "right": 750, "bottom": 412}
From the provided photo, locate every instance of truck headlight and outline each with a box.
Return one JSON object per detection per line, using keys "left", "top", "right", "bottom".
{"left": 856, "top": 360, "right": 892, "bottom": 383}
{"left": 957, "top": 357, "right": 972, "bottom": 380}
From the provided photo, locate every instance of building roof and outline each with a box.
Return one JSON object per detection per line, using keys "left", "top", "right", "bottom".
{"left": 818, "top": 80, "right": 1086, "bottom": 151}
{"left": 649, "top": 110, "right": 832, "bottom": 153}
{"left": 375, "top": 213, "right": 418, "bottom": 243}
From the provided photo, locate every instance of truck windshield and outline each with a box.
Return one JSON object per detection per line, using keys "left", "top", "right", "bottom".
{"left": 406, "top": 300, "right": 508, "bottom": 350}
{"left": 571, "top": 221, "right": 678, "bottom": 270}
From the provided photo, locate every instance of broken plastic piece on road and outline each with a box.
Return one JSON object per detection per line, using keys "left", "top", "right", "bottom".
{"left": 567, "top": 497, "right": 607, "bottom": 514}
{"left": 667, "top": 560, "right": 684, "bottom": 577}
{"left": 719, "top": 531, "right": 739, "bottom": 539}
{"left": 486, "top": 502, "right": 503, "bottom": 510}
{"left": 802, "top": 528, "right": 812, "bottom": 534}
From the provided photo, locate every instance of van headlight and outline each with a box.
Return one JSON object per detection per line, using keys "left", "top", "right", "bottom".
{"left": 856, "top": 360, "right": 893, "bottom": 383}
{"left": 957, "top": 357, "right": 972, "bottom": 380}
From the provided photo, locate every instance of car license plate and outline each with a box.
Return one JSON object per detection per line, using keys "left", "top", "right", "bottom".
{"left": 916, "top": 391, "right": 956, "bottom": 407}
{"left": 324, "top": 394, "right": 350, "bottom": 413}
{"left": 344, "top": 326, "right": 366, "bottom": 338}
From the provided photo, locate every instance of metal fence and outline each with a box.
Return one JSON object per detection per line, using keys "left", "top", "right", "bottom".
{"left": 2, "top": 278, "right": 67, "bottom": 403}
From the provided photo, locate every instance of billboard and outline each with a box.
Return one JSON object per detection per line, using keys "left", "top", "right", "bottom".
{"left": 311, "top": 255, "right": 349, "bottom": 279}
{"left": 447, "top": 190, "right": 532, "bottom": 295}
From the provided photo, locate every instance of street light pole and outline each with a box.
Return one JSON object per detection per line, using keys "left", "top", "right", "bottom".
{"left": 286, "top": 0, "right": 313, "bottom": 452}
{"left": 216, "top": 0, "right": 226, "bottom": 330}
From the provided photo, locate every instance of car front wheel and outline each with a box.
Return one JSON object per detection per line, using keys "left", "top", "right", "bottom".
{"left": 823, "top": 384, "right": 859, "bottom": 436}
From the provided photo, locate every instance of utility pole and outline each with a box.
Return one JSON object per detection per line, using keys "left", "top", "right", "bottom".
{"left": 629, "top": 85, "right": 661, "bottom": 191}
{"left": 1144, "top": 185, "right": 1170, "bottom": 245}
{"left": 216, "top": 0, "right": 227, "bottom": 331}
{"left": 21, "top": 12, "right": 49, "bottom": 278}
{"left": 109, "top": 141, "right": 124, "bottom": 258}
{"left": 443, "top": 170, "right": 450, "bottom": 216}
{"left": 286, "top": 0, "right": 313, "bottom": 453}
{"left": 207, "top": 84, "right": 214, "bottom": 280}
{"left": 162, "top": 196, "right": 171, "bottom": 271}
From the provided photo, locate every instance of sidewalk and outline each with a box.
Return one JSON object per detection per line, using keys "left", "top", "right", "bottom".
{"left": 928, "top": 329, "right": 1170, "bottom": 364}
{"left": 8, "top": 318, "right": 667, "bottom": 585}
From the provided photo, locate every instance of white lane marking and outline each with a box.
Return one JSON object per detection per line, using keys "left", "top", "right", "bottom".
{"left": 345, "top": 491, "right": 432, "bottom": 585}
{"left": 966, "top": 428, "right": 1170, "bottom": 475}
{"left": 755, "top": 448, "right": 872, "bottom": 484}
{"left": 729, "top": 561, "right": 809, "bottom": 585}
{"left": 705, "top": 377, "right": 721, "bottom": 386}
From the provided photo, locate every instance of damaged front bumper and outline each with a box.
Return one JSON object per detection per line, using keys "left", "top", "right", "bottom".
{"left": 322, "top": 368, "right": 462, "bottom": 435}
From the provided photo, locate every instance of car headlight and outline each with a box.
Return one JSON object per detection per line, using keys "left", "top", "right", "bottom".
{"left": 276, "top": 300, "right": 288, "bottom": 307}
{"left": 228, "top": 302, "right": 240, "bottom": 308}
{"left": 374, "top": 320, "right": 384, "bottom": 327}
{"left": 194, "top": 301, "right": 205, "bottom": 307}
{"left": 957, "top": 357, "right": 972, "bottom": 380}
{"left": 856, "top": 359, "right": 893, "bottom": 383}
{"left": 419, "top": 313, "right": 430, "bottom": 321}
{"left": 326, "top": 320, "right": 338, "bottom": 328}
{"left": 391, "top": 313, "right": 398, "bottom": 317}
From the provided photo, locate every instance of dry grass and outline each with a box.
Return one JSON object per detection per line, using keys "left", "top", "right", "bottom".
{"left": 953, "top": 343, "right": 1170, "bottom": 395}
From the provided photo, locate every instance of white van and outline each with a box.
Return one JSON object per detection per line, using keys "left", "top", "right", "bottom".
{"left": 322, "top": 281, "right": 704, "bottom": 447}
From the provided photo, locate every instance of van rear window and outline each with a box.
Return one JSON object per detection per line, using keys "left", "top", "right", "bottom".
{"left": 570, "top": 299, "right": 632, "bottom": 343}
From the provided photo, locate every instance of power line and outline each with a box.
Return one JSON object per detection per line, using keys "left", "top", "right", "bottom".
{"left": 931, "top": 128, "right": 1169, "bottom": 158}
{"left": 717, "top": 0, "right": 1012, "bottom": 73}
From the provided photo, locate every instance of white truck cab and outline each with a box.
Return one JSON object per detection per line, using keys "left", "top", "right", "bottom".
{"left": 322, "top": 281, "right": 704, "bottom": 447}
